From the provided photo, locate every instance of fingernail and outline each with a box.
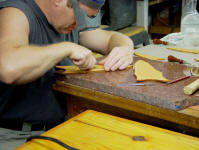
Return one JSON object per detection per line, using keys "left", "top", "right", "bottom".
{"left": 111, "top": 67, "right": 116, "bottom": 71}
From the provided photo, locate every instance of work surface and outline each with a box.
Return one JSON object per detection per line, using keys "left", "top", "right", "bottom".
{"left": 16, "top": 110, "right": 199, "bottom": 150}
{"left": 55, "top": 57, "right": 199, "bottom": 110}
{"left": 135, "top": 44, "right": 199, "bottom": 67}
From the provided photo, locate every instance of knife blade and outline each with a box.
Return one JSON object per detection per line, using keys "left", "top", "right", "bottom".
{"left": 117, "top": 83, "right": 155, "bottom": 87}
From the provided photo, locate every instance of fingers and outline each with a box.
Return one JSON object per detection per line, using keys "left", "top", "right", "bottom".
{"left": 104, "top": 53, "right": 121, "bottom": 71}
{"left": 73, "top": 52, "right": 96, "bottom": 70}
{"left": 69, "top": 44, "right": 97, "bottom": 70}
{"left": 110, "top": 57, "right": 126, "bottom": 71}
{"left": 104, "top": 56, "right": 130, "bottom": 71}
{"left": 80, "top": 55, "right": 96, "bottom": 70}
{"left": 69, "top": 45, "right": 133, "bottom": 71}
{"left": 119, "top": 61, "right": 129, "bottom": 70}
{"left": 103, "top": 47, "right": 133, "bottom": 71}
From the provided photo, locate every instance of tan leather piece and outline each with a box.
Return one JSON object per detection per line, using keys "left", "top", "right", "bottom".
{"left": 56, "top": 64, "right": 132, "bottom": 74}
{"left": 92, "top": 52, "right": 104, "bottom": 59}
{"left": 167, "top": 47, "right": 199, "bottom": 54}
{"left": 134, "top": 60, "right": 169, "bottom": 82}
{"left": 134, "top": 52, "right": 165, "bottom": 60}
{"left": 194, "top": 58, "right": 199, "bottom": 62}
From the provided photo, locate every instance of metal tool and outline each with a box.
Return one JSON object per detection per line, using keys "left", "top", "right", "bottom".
{"left": 117, "top": 83, "right": 155, "bottom": 87}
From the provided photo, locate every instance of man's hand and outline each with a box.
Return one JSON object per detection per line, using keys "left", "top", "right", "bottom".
{"left": 99, "top": 46, "right": 133, "bottom": 71}
{"left": 68, "top": 44, "right": 96, "bottom": 70}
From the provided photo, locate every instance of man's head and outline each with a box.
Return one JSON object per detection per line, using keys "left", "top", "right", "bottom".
{"left": 39, "top": 0, "right": 105, "bottom": 34}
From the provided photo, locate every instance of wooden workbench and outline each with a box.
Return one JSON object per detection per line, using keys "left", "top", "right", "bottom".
{"left": 53, "top": 57, "right": 199, "bottom": 137}
{"left": 16, "top": 110, "right": 199, "bottom": 150}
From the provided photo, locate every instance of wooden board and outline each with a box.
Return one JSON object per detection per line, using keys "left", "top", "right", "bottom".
{"left": 16, "top": 110, "right": 199, "bottom": 150}
{"left": 53, "top": 82, "right": 199, "bottom": 135}
{"left": 55, "top": 57, "right": 199, "bottom": 110}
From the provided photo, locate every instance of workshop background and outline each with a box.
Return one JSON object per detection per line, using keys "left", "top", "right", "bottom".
{"left": 100, "top": 0, "right": 199, "bottom": 46}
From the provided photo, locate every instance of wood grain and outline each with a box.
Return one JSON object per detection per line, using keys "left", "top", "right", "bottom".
{"left": 53, "top": 82, "right": 199, "bottom": 130}
{"left": 16, "top": 110, "right": 199, "bottom": 150}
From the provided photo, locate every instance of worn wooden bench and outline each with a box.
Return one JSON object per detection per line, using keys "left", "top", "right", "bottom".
{"left": 16, "top": 110, "right": 199, "bottom": 150}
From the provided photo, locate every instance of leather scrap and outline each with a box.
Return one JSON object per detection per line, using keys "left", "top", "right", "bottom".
{"left": 134, "top": 52, "right": 165, "bottom": 61}
{"left": 167, "top": 47, "right": 199, "bottom": 54}
{"left": 56, "top": 64, "right": 132, "bottom": 74}
{"left": 134, "top": 60, "right": 169, "bottom": 82}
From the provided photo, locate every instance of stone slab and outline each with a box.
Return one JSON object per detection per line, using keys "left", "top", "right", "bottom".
{"left": 55, "top": 57, "right": 199, "bottom": 110}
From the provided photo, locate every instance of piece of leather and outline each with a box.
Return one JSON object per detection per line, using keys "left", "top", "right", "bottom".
{"left": 167, "top": 47, "right": 199, "bottom": 54}
{"left": 134, "top": 60, "right": 169, "bottom": 82}
{"left": 56, "top": 64, "right": 132, "bottom": 74}
{"left": 194, "top": 58, "right": 199, "bottom": 62}
{"left": 134, "top": 52, "right": 165, "bottom": 61}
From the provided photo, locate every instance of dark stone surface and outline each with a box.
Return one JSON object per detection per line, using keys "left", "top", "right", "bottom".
{"left": 55, "top": 57, "right": 199, "bottom": 110}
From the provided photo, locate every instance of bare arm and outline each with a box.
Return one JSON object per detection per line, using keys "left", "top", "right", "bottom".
{"left": 0, "top": 8, "right": 95, "bottom": 84}
{"left": 79, "top": 28, "right": 134, "bottom": 71}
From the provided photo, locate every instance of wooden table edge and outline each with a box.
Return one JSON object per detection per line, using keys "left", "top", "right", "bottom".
{"left": 53, "top": 81, "right": 199, "bottom": 130}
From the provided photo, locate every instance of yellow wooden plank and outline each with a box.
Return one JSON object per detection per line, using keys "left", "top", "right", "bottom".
{"left": 134, "top": 52, "right": 165, "bottom": 60}
{"left": 16, "top": 110, "right": 199, "bottom": 150}
{"left": 149, "top": 0, "right": 168, "bottom": 6}
{"left": 180, "top": 107, "right": 199, "bottom": 118}
{"left": 100, "top": 25, "right": 109, "bottom": 29}
{"left": 56, "top": 64, "right": 132, "bottom": 74}
{"left": 56, "top": 65, "right": 105, "bottom": 74}
{"left": 92, "top": 52, "right": 104, "bottom": 59}
{"left": 149, "top": 26, "right": 180, "bottom": 34}
{"left": 194, "top": 58, "right": 199, "bottom": 62}
{"left": 118, "top": 26, "right": 145, "bottom": 37}
{"left": 190, "top": 105, "right": 199, "bottom": 111}
{"left": 52, "top": 82, "right": 199, "bottom": 130}
{"left": 167, "top": 47, "right": 199, "bottom": 54}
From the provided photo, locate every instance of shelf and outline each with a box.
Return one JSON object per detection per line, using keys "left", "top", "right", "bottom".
{"left": 149, "top": 0, "right": 169, "bottom": 6}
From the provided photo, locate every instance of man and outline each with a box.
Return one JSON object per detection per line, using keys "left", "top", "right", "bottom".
{"left": 0, "top": 0, "right": 134, "bottom": 149}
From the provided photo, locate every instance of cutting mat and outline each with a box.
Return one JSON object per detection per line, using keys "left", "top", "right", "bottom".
{"left": 55, "top": 57, "right": 199, "bottom": 110}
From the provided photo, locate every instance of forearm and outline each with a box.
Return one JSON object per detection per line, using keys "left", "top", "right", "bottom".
{"left": 79, "top": 29, "right": 134, "bottom": 55}
{"left": 107, "top": 31, "right": 134, "bottom": 54}
{"left": 0, "top": 42, "right": 71, "bottom": 84}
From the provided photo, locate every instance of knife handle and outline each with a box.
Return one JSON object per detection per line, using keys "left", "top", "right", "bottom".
{"left": 168, "top": 55, "right": 184, "bottom": 64}
{"left": 153, "top": 38, "right": 168, "bottom": 45}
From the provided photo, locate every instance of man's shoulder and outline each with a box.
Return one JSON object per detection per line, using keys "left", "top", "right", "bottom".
{"left": 0, "top": 0, "right": 33, "bottom": 17}
{"left": 0, "top": 0, "right": 29, "bottom": 9}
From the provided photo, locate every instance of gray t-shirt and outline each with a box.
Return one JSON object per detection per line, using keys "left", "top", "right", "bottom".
{"left": 0, "top": 0, "right": 79, "bottom": 124}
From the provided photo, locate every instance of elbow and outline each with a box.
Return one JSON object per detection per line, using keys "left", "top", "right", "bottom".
{"left": 0, "top": 66, "right": 19, "bottom": 84}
